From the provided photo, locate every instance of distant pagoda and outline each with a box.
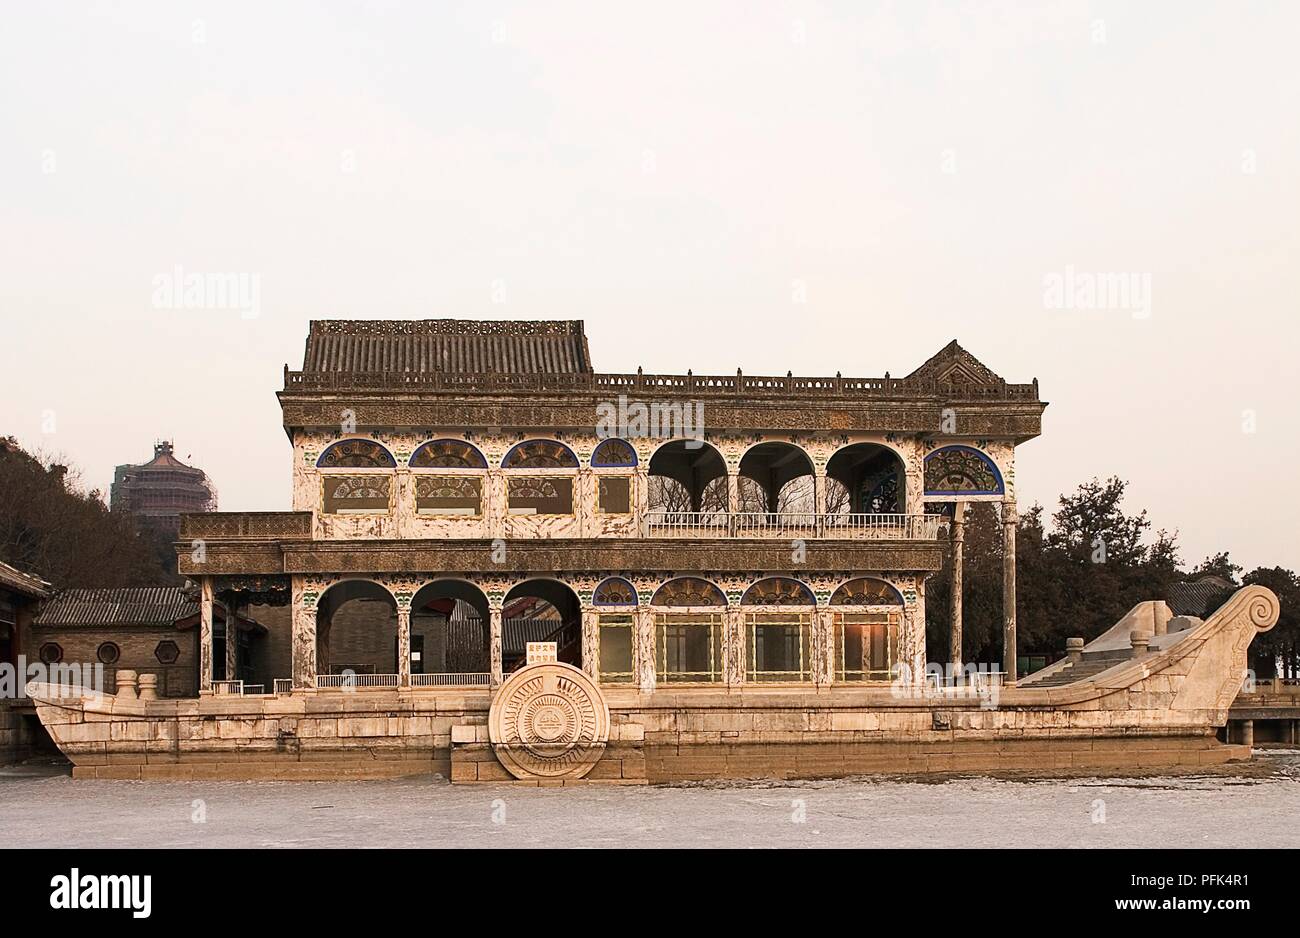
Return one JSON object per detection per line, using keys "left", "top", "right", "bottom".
{"left": 110, "top": 441, "right": 216, "bottom": 533}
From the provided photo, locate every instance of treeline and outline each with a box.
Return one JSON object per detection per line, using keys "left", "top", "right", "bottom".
{"left": 926, "top": 477, "right": 1300, "bottom": 678}
{"left": 0, "top": 437, "right": 181, "bottom": 587}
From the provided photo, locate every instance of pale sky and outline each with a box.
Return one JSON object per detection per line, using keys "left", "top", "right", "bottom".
{"left": 2, "top": 1, "right": 1297, "bottom": 571}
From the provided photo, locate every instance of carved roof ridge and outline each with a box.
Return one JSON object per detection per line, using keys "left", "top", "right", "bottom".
{"left": 902, "top": 340, "right": 1005, "bottom": 387}
{"left": 308, "top": 319, "right": 587, "bottom": 337}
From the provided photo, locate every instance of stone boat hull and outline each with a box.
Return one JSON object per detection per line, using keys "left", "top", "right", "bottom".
{"left": 26, "top": 586, "right": 1280, "bottom": 783}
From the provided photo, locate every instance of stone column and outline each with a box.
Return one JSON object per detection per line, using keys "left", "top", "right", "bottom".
{"left": 489, "top": 605, "right": 503, "bottom": 686}
{"left": 224, "top": 598, "right": 239, "bottom": 684}
{"left": 199, "top": 577, "right": 214, "bottom": 693}
{"left": 725, "top": 606, "right": 745, "bottom": 685}
{"left": 634, "top": 467, "right": 650, "bottom": 536}
{"left": 727, "top": 474, "right": 739, "bottom": 515}
{"left": 396, "top": 609, "right": 411, "bottom": 687}
{"left": 636, "top": 606, "right": 656, "bottom": 693}
{"left": 813, "top": 471, "right": 827, "bottom": 515}
{"left": 575, "top": 469, "right": 593, "bottom": 538}
{"left": 911, "top": 580, "right": 928, "bottom": 682}
{"left": 486, "top": 469, "right": 505, "bottom": 541}
{"left": 581, "top": 604, "right": 599, "bottom": 680}
{"left": 290, "top": 578, "right": 317, "bottom": 689}
{"left": 1002, "top": 499, "right": 1018, "bottom": 686}
{"left": 814, "top": 607, "right": 834, "bottom": 685}
{"left": 949, "top": 502, "right": 964, "bottom": 679}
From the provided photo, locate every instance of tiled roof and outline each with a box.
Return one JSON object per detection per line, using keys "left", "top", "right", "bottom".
{"left": 0, "top": 560, "right": 52, "bottom": 599}
{"left": 302, "top": 320, "right": 593, "bottom": 375}
{"left": 35, "top": 588, "right": 197, "bottom": 628}
{"left": 1167, "top": 576, "right": 1235, "bottom": 618}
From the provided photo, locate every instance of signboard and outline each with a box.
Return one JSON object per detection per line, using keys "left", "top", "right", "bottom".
{"left": 526, "top": 642, "right": 558, "bottom": 665}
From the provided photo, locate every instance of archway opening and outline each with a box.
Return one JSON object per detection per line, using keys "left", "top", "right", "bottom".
{"left": 737, "top": 443, "right": 815, "bottom": 515}
{"left": 503, "top": 579, "right": 583, "bottom": 673}
{"left": 826, "top": 443, "right": 906, "bottom": 515}
{"left": 647, "top": 441, "right": 727, "bottom": 517}
{"left": 316, "top": 580, "right": 398, "bottom": 686}
{"left": 410, "top": 580, "right": 491, "bottom": 680}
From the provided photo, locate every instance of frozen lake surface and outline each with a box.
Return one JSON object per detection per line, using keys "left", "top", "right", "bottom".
{"left": 3, "top": 751, "right": 1297, "bottom": 848}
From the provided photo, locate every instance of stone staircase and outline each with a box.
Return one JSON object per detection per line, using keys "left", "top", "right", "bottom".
{"left": 1020, "top": 654, "right": 1122, "bottom": 688}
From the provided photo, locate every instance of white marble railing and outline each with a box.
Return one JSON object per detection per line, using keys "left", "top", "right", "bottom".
{"left": 647, "top": 512, "right": 944, "bottom": 540}
{"left": 315, "top": 673, "right": 400, "bottom": 689}
{"left": 410, "top": 672, "right": 491, "bottom": 688}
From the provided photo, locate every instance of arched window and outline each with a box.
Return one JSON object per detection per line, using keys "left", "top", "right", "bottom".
{"left": 316, "top": 439, "right": 396, "bottom": 468}
{"left": 739, "top": 577, "right": 815, "bottom": 683}
{"left": 593, "top": 577, "right": 638, "bottom": 606}
{"left": 502, "top": 440, "right": 578, "bottom": 469}
{"left": 740, "top": 577, "right": 816, "bottom": 605}
{"left": 830, "top": 578, "right": 904, "bottom": 606}
{"left": 829, "top": 577, "right": 903, "bottom": 684}
{"left": 504, "top": 440, "right": 578, "bottom": 515}
{"left": 591, "top": 438, "right": 638, "bottom": 467}
{"left": 410, "top": 439, "right": 487, "bottom": 469}
{"left": 651, "top": 578, "right": 725, "bottom": 685}
{"left": 923, "top": 445, "right": 1004, "bottom": 496}
{"left": 592, "top": 577, "right": 637, "bottom": 685}
{"left": 651, "top": 577, "right": 727, "bottom": 607}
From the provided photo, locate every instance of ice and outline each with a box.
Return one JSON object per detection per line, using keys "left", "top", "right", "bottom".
{"left": 1, "top": 751, "right": 1297, "bottom": 848}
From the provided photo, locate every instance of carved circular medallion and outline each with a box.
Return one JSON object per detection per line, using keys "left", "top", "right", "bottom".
{"left": 488, "top": 663, "right": 610, "bottom": 780}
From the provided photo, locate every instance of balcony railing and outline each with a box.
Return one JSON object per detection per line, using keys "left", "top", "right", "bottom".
{"left": 646, "top": 512, "right": 944, "bottom": 540}
{"left": 315, "top": 673, "right": 399, "bottom": 689}
{"left": 312, "top": 673, "right": 491, "bottom": 690}
{"left": 410, "top": 672, "right": 491, "bottom": 688}
{"left": 284, "top": 368, "right": 1040, "bottom": 401}
{"left": 180, "top": 511, "right": 312, "bottom": 540}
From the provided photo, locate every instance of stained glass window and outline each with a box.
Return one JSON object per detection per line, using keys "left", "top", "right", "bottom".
{"left": 829, "top": 578, "right": 904, "bottom": 606}
{"left": 317, "top": 439, "right": 396, "bottom": 468}
{"left": 923, "top": 446, "right": 1003, "bottom": 495}
{"left": 591, "top": 438, "right": 637, "bottom": 467}
{"left": 593, "top": 577, "right": 638, "bottom": 606}
{"left": 740, "top": 577, "right": 816, "bottom": 606}
{"left": 502, "top": 439, "right": 578, "bottom": 469}
{"left": 651, "top": 577, "right": 727, "bottom": 607}
{"left": 410, "top": 439, "right": 487, "bottom": 469}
